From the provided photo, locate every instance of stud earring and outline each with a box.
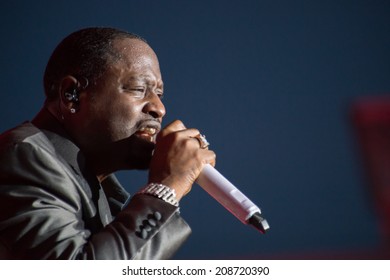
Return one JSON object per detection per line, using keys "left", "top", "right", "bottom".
{"left": 70, "top": 108, "right": 76, "bottom": 114}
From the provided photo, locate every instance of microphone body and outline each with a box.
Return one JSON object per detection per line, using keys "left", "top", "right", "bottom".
{"left": 196, "top": 164, "right": 269, "bottom": 233}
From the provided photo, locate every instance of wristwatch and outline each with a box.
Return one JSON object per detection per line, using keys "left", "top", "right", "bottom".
{"left": 138, "top": 183, "right": 179, "bottom": 207}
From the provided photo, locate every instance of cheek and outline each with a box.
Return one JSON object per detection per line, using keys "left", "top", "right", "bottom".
{"left": 103, "top": 101, "right": 144, "bottom": 139}
{"left": 82, "top": 90, "right": 145, "bottom": 141}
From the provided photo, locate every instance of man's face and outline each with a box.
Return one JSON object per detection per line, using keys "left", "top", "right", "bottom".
{"left": 74, "top": 38, "right": 166, "bottom": 171}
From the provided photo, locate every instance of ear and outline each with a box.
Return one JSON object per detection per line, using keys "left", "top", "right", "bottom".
{"left": 59, "top": 75, "right": 80, "bottom": 112}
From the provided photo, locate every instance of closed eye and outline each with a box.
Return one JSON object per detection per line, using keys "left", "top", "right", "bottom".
{"left": 157, "top": 90, "right": 164, "bottom": 100}
{"left": 122, "top": 86, "right": 146, "bottom": 97}
{"left": 132, "top": 87, "right": 145, "bottom": 92}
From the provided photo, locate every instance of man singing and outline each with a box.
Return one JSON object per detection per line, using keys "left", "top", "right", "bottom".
{"left": 0, "top": 27, "right": 216, "bottom": 259}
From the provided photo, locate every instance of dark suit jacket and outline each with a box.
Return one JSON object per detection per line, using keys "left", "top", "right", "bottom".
{"left": 0, "top": 111, "right": 191, "bottom": 259}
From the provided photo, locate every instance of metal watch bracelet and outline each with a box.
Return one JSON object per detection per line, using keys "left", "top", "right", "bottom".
{"left": 137, "top": 183, "right": 179, "bottom": 207}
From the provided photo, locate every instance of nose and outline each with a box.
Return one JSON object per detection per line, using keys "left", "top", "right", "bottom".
{"left": 143, "top": 93, "right": 166, "bottom": 119}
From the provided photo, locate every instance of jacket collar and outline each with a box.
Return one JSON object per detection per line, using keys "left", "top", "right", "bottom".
{"left": 31, "top": 108, "right": 85, "bottom": 175}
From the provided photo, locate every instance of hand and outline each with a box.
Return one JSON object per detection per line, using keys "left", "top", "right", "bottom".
{"left": 148, "top": 120, "right": 216, "bottom": 201}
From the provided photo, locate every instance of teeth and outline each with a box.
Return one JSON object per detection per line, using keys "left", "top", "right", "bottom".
{"left": 139, "top": 127, "right": 157, "bottom": 135}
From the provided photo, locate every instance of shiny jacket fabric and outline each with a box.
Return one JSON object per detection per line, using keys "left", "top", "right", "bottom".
{"left": 0, "top": 112, "right": 191, "bottom": 259}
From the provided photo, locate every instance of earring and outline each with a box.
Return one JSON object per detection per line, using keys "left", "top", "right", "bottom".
{"left": 70, "top": 108, "right": 76, "bottom": 114}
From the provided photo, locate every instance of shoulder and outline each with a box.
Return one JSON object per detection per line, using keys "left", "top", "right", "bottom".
{"left": 0, "top": 122, "right": 75, "bottom": 190}
{"left": 0, "top": 122, "right": 54, "bottom": 154}
{"left": 0, "top": 122, "right": 58, "bottom": 171}
{"left": 0, "top": 122, "right": 85, "bottom": 211}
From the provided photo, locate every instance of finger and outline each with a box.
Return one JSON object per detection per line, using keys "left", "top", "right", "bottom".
{"left": 191, "top": 134, "right": 210, "bottom": 149}
{"left": 159, "top": 126, "right": 202, "bottom": 145}
{"left": 200, "top": 150, "right": 216, "bottom": 167}
{"left": 158, "top": 120, "right": 187, "bottom": 138}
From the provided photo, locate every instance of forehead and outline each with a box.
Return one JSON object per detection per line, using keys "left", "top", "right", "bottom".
{"left": 99, "top": 37, "right": 163, "bottom": 87}
{"left": 111, "top": 38, "right": 159, "bottom": 69}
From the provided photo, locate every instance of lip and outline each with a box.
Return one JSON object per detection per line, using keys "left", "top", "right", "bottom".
{"left": 137, "top": 120, "right": 161, "bottom": 133}
{"left": 135, "top": 120, "right": 161, "bottom": 143}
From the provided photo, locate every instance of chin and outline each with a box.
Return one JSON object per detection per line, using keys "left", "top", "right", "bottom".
{"left": 134, "top": 151, "right": 153, "bottom": 169}
{"left": 124, "top": 138, "right": 154, "bottom": 170}
{"left": 126, "top": 156, "right": 152, "bottom": 170}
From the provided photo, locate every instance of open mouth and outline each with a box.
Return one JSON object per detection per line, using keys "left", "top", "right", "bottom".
{"left": 135, "top": 126, "right": 159, "bottom": 143}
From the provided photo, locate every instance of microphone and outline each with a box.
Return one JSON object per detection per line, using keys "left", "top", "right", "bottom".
{"left": 196, "top": 164, "right": 270, "bottom": 233}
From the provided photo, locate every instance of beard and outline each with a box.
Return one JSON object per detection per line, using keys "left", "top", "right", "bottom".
{"left": 123, "top": 134, "right": 155, "bottom": 170}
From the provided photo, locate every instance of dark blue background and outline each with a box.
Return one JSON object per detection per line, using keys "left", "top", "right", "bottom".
{"left": 1, "top": 0, "right": 389, "bottom": 259}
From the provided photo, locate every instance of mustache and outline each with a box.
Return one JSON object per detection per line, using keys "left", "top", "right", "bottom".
{"left": 136, "top": 118, "right": 162, "bottom": 132}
